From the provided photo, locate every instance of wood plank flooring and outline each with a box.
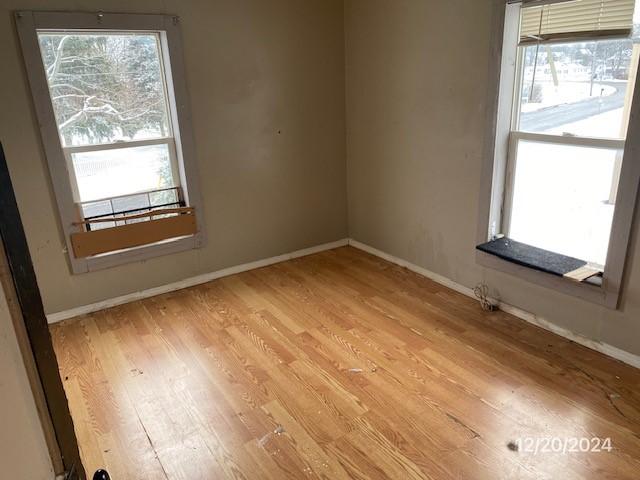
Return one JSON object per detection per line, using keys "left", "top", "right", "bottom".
{"left": 50, "top": 246, "right": 640, "bottom": 479}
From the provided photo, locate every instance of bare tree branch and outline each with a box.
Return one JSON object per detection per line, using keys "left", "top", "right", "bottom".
{"left": 49, "top": 83, "right": 87, "bottom": 95}
{"left": 46, "top": 35, "right": 71, "bottom": 81}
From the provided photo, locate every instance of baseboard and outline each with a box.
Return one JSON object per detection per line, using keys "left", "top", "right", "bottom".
{"left": 46, "top": 236, "right": 640, "bottom": 370}
{"left": 348, "top": 239, "right": 477, "bottom": 298}
{"left": 348, "top": 239, "right": 640, "bottom": 370}
{"left": 46, "top": 238, "right": 349, "bottom": 324}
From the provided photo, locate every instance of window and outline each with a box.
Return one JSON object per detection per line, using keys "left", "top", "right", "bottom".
{"left": 478, "top": 0, "right": 640, "bottom": 308}
{"left": 16, "top": 12, "right": 205, "bottom": 273}
{"left": 39, "top": 32, "right": 179, "bottom": 226}
{"left": 507, "top": 35, "right": 636, "bottom": 267}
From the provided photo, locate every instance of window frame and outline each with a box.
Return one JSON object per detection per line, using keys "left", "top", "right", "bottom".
{"left": 503, "top": 35, "right": 630, "bottom": 250}
{"left": 477, "top": 1, "right": 640, "bottom": 308}
{"left": 15, "top": 11, "right": 206, "bottom": 274}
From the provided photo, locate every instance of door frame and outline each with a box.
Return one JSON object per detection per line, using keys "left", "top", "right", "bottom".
{"left": 0, "top": 143, "right": 85, "bottom": 480}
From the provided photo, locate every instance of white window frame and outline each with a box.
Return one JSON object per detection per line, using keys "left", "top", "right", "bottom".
{"left": 477, "top": 1, "right": 640, "bottom": 308}
{"left": 15, "top": 11, "right": 206, "bottom": 274}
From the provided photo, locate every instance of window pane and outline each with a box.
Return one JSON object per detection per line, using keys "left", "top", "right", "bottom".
{"left": 518, "top": 39, "right": 637, "bottom": 138}
{"left": 149, "top": 188, "right": 179, "bottom": 206}
{"left": 80, "top": 188, "right": 181, "bottom": 229}
{"left": 508, "top": 140, "right": 620, "bottom": 266}
{"left": 71, "top": 144, "right": 175, "bottom": 202}
{"left": 37, "top": 32, "right": 170, "bottom": 147}
{"left": 81, "top": 200, "right": 115, "bottom": 230}
{"left": 111, "top": 193, "right": 151, "bottom": 214}
{"left": 81, "top": 199, "right": 113, "bottom": 218}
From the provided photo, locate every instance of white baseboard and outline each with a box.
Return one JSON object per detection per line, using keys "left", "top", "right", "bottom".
{"left": 46, "top": 238, "right": 349, "bottom": 324}
{"left": 348, "top": 239, "right": 640, "bottom": 370}
{"left": 46, "top": 236, "right": 640, "bottom": 370}
{"left": 348, "top": 239, "right": 477, "bottom": 298}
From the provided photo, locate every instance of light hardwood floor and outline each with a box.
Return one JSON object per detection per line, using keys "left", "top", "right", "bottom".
{"left": 50, "top": 246, "right": 640, "bottom": 479}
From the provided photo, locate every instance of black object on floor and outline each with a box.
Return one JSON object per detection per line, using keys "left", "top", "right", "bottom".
{"left": 476, "top": 237, "right": 587, "bottom": 277}
{"left": 93, "top": 470, "right": 111, "bottom": 480}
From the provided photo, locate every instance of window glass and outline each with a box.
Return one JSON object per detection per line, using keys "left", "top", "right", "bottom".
{"left": 71, "top": 144, "right": 174, "bottom": 202}
{"left": 81, "top": 200, "right": 115, "bottom": 230}
{"left": 111, "top": 192, "right": 151, "bottom": 214}
{"left": 80, "top": 187, "right": 181, "bottom": 231}
{"left": 517, "top": 38, "right": 635, "bottom": 139}
{"left": 149, "top": 188, "right": 178, "bottom": 206}
{"left": 37, "top": 32, "right": 170, "bottom": 147}
{"left": 509, "top": 140, "right": 620, "bottom": 266}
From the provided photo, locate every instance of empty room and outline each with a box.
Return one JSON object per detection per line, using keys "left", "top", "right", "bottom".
{"left": 2, "top": 0, "right": 640, "bottom": 479}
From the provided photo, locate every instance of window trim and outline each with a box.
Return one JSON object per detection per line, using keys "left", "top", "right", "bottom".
{"left": 15, "top": 11, "right": 206, "bottom": 274}
{"left": 477, "top": 1, "right": 640, "bottom": 309}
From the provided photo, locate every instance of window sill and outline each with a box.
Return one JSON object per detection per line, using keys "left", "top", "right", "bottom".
{"left": 477, "top": 237, "right": 602, "bottom": 284}
{"left": 475, "top": 238, "right": 617, "bottom": 309}
{"left": 72, "top": 233, "right": 204, "bottom": 274}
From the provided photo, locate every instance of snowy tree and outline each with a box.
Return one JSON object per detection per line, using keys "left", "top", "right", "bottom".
{"left": 38, "top": 33, "right": 169, "bottom": 146}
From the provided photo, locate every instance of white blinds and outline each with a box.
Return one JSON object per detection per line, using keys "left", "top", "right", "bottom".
{"left": 520, "top": 0, "right": 636, "bottom": 44}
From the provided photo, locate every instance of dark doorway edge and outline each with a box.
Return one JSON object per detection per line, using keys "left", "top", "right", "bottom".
{"left": 0, "top": 143, "right": 85, "bottom": 479}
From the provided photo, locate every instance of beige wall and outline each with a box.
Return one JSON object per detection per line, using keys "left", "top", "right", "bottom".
{"left": 0, "top": 284, "right": 54, "bottom": 479}
{"left": 345, "top": 0, "right": 640, "bottom": 357}
{"left": 1, "top": 0, "right": 348, "bottom": 314}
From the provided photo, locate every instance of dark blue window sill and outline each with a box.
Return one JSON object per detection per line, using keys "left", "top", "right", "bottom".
{"left": 476, "top": 237, "right": 602, "bottom": 286}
